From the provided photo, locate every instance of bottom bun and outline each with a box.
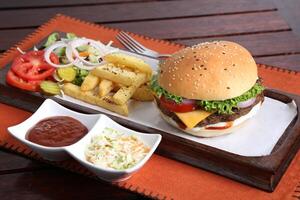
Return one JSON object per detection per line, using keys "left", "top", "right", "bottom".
{"left": 160, "top": 102, "right": 262, "bottom": 138}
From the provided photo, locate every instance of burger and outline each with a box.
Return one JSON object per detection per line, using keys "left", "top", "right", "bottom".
{"left": 150, "top": 41, "right": 264, "bottom": 137}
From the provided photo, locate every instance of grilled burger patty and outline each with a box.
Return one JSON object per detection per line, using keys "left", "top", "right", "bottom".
{"left": 157, "top": 92, "right": 264, "bottom": 129}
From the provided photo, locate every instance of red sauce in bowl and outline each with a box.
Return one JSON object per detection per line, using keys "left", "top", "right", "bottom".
{"left": 27, "top": 116, "right": 88, "bottom": 147}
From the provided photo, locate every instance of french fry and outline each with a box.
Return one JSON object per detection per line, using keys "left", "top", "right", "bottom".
{"left": 98, "top": 79, "right": 114, "bottom": 97}
{"left": 63, "top": 83, "right": 129, "bottom": 116}
{"left": 113, "top": 73, "right": 147, "bottom": 105}
{"left": 80, "top": 73, "right": 99, "bottom": 91}
{"left": 91, "top": 63, "right": 138, "bottom": 86}
{"left": 104, "top": 53, "right": 152, "bottom": 77}
{"left": 132, "top": 85, "right": 154, "bottom": 101}
{"left": 131, "top": 72, "right": 147, "bottom": 87}
{"left": 113, "top": 85, "right": 137, "bottom": 105}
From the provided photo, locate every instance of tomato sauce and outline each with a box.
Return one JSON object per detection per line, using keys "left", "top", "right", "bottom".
{"left": 27, "top": 116, "right": 88, "bottom": 147}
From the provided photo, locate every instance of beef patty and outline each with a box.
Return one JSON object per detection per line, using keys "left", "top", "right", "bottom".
{"left": 157, "top": 92, "right": 264, "bottom": 129}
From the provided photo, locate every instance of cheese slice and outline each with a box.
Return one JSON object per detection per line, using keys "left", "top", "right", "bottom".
{"left": 175, "top": 110, "right": 212, "bottom": 129}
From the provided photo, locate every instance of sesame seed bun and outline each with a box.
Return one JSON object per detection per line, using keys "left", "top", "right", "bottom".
{"left": 158, "top": 41, "right": 258, "bottom": 100}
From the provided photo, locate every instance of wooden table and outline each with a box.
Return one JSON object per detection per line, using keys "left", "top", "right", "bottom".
{"left": 0, "top": 0, "right": 299, "bottom": 199}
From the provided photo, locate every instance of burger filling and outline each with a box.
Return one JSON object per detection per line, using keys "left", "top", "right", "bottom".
{"left": 150, "top": 75, "right": 264, "bottom": 129}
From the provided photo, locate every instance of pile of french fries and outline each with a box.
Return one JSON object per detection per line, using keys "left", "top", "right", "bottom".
{"left": 63, "top": 53, "right": 154, "bottom": 116}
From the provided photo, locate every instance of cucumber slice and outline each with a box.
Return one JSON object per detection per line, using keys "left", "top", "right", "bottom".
{"left": 57, "top": 67, "right": 76, "bottom": 82}
{"left": 40, "top": 81, "right": 61, "bottom": 95}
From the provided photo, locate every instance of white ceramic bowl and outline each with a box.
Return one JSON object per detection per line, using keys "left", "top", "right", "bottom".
{"left": 65, "top": 114, "right": 162, "bottom": 182}
{"left": 7, "top": 99, "right": 162, "bottom": 182}
{"left": 7, "top": 99, "right": 100, "bottom": 161}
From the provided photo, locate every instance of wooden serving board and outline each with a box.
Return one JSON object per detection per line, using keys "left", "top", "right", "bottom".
{"left": 0, "top": 22, "right": 299, "bottom": 192}
{"left": 1, "top": 58, "right": 300, "bottom": 192}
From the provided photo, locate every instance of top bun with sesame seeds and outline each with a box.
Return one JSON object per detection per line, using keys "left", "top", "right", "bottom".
{"left": 158, "top": 41, "right": 258, "bottom": 100}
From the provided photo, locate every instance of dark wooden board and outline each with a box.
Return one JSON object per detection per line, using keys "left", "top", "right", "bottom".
{"left": 108, "top": 11, "right": 289, "bottom": 39}
{"left": 0, "top": 0, "right": 144, "bottom": 9}
{"left": 0, "top": 150, "right": 46, "bottom": 174}
{"left": 175, "top": 31, "right": 300, "bottom": 57}
{"left": 0, "top": 0, "right": 276, "bottom": 29}
{"left": 0, "top": 11, "right": 290, "bottom": 50}
{"left": 0, "top": 58, "right": 299, "bottom": 191}
{"left": 0, "top": 168, "right": 149, "bottom": 200}
{"left": 256, "top": 54, "right": 300, "bottom": 71}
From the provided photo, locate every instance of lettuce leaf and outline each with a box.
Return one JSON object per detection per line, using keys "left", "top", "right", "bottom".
{"left": 198, "top": 83, "right": 264, "bottom": 114}
{"left": 150, "top": 75, "right": 264, "bottom": 114}
{"left": 66, "top": 32, "right": 77, "bottom": 40}
{"left": 150, "top": 75, "right": 183, "bottom": 103}
{"left": 44, "top": 32, "right": 59, "bottom": 48}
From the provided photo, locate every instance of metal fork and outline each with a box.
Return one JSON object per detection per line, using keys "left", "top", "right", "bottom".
{"left": 116, "top": 31, "right": 171, "bottom": 58}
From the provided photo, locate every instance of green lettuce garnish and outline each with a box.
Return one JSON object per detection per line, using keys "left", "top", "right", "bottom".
{"left": 44, "top": 32, "right": 59, "bottom": 48}
{"left": 44, "top": 32, "right": 77, "bottom": 48}
{"left": 66, "top": 32, "right": 77, "bottom": 40}
{"left": 72, "top": 68, "right": 89, "bottom": 86}
{"left": 198, "top": 83, "right": 264, "bottom": 114}
{"left": 150, "top": 75, "right": 264, "bottom": 114}
{"left": 150, "top": 75, "right": 183, "bottom": 103}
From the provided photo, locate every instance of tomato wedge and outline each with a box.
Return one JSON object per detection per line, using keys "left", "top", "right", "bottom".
{"left": 6, "top": 70, "right": 41, "bottom": 92}
{"left": 11, "top": 50, "right": 58, "bottom": 81}
{"left": 160, "top": 96, "right": 196, "bottom": 113}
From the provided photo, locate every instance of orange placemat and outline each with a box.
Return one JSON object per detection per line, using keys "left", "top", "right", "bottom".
{"left": 1, "top": 14, "right": 300, "bottom": 200}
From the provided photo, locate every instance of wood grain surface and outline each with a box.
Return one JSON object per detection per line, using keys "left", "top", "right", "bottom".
{"left": 0, "top": 0, "right": 300, "bottom": 199}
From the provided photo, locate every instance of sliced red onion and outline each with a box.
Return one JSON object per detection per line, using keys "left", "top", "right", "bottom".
{"left": 237, "top": 97, "right": 256, "bottom": 108}
{"left": 182, "top": 99, "right": 196, "bottom": 105}
{"left": 72, "top": 59, "right": 99, "bottom": 70}
{"left": 44, "top": 41, "right": 73, "bottom": 68}
{"left": 44, "top": 38, "right": 118, "bottom": 71}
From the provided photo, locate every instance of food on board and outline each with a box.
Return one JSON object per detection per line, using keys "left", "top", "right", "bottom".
{"left": 85, "top": 127, "right": 149, "bottom": 170}
{"left": 6, "top": 32, "right": 154, "bottom": 116}
{"left": 151, "top": 41, "right": 264, "bottom": 137}
{"left": 6, "top": 50, "right": 58, "bottom": 91}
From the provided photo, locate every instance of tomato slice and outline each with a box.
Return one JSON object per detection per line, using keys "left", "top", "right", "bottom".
{"left": 160, "top": 96, "right": 196, "bottom": 113}
{"left": 6, "top": 70, "right": 41, "bottom": 92}
{"left": 11, "top": 50, "right": 58, "bottom": 81}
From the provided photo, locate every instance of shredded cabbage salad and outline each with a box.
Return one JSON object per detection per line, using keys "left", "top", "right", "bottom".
{"left": 85, "top": 127, "right": 150, "bottom": 170}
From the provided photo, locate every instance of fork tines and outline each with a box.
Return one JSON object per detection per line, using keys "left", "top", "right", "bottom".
{"left": 116, "top": 31, "right": 145, "bottom": 54}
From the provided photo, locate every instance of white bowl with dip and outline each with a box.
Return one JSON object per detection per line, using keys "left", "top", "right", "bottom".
{"left": 65, "top": 114, "right": 162, "bottom": 182}
{"left": 7, "top": 99, "right": 99, "bottom": 161}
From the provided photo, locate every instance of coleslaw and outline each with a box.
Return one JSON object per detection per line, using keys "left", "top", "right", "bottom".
{"left": 85, "top": 127, "right": 150, "bottom": 170}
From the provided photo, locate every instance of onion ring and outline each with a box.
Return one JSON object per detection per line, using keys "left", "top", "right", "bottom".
{"left": 44, "top": 41, "right": 73, "bottom": 68}
{"left": 237, "top": 97, "right": 256, "bottom": 108}
{"left": 44, "top": 37, "right": 118, "bottom": 70}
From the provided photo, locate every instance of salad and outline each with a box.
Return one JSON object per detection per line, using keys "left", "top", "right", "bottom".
{"left": 6, "top": 32, "right": 117, "bottom": 93}
{"left": 85, "top": 127, "right": 150, "bottom": 170}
